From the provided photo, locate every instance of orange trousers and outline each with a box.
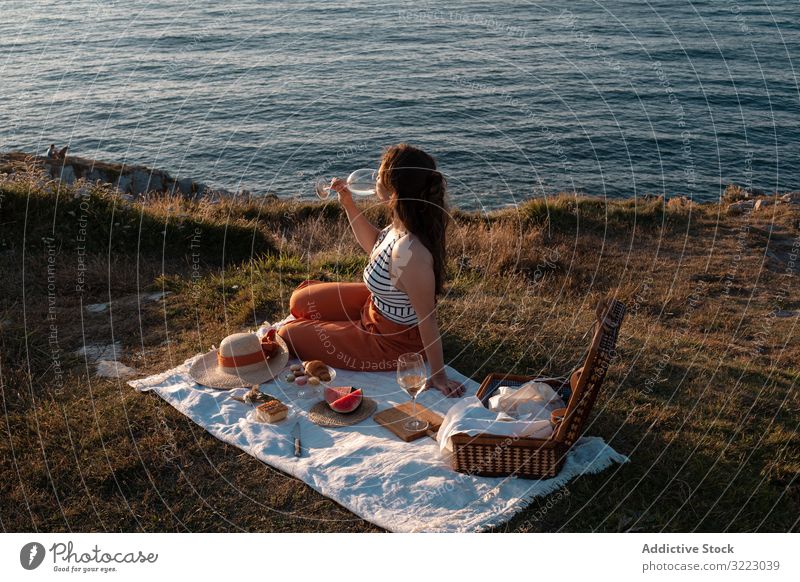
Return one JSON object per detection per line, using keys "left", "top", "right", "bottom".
{"left": 276, "top": 279, "right": 426, "bottom": 371}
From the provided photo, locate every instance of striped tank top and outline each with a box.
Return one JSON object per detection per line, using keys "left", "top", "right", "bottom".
{"left": 363, "top": 225, "right": 419, "bottom": 325}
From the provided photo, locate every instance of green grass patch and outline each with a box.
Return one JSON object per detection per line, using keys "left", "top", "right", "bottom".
{"left": 0, "top": 178, "right": 276, "bottom": 264}
{"left": 518, "top": 194, "right": 693, "bottom": 234}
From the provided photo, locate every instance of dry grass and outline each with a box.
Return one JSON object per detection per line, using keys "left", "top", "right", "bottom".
{"left": 1, "top": 167, "right": 798, "bottom": 532}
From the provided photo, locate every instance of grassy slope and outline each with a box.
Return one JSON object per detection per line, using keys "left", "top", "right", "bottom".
{"left": 1, "top": 169, "right": 798, "bottom": 532}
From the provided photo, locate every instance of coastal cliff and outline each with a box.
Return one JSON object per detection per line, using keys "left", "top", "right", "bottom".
{"left": 0, "top": 151, "right": 249, "bottom": 200}
{"left": 2, "top": 150, "right": 797, "bottom": 213}
{"left": 0, "top": 150, "right": 798, "bottom": 533}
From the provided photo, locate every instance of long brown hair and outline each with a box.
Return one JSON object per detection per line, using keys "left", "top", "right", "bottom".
{"left": 379, "top": 144, "right": 448, "bottom": 295}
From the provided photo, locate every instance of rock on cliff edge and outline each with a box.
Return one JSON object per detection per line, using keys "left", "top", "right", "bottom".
{"left": 0, "top": 151, "right": 239, "bottom": 200}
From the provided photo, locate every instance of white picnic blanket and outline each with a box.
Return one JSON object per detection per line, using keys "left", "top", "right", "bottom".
{"left": 128, "top": 356, "right": 628, "bottom": 532}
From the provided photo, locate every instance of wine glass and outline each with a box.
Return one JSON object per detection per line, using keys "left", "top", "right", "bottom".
{"left": 397, "top": 352, "right": 428, "bottom": 432}
{"left": 315, "top": 168, "right": 377, "bottom": 199}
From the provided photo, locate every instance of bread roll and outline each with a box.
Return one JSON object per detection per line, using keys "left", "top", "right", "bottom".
{"left": 304, "top": 360, "right": 328, "bottom": 377}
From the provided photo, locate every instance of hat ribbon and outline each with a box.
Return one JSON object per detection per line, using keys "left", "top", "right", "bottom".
{"left": 217, "top": 335, "right": 275, "bottom": 368}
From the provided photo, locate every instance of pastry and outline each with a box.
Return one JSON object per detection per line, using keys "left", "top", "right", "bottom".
{"left": 310, "top": 366, "right": 328, "bottom": 377}
{"left": 304, "top": 359, "right": 329, "bottom": 378}
{"left": 255, "top": 399, "right": 288, "bottom": 423}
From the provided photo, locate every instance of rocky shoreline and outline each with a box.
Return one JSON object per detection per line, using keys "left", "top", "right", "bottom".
{"left": 2, "top": 150, "right": 798, "bottom": 213}
{"left": 0, "top": 151, "right": 253, "bottom": 201}
{"left": 723, "top": 185, "right": 800, "bottom": 214}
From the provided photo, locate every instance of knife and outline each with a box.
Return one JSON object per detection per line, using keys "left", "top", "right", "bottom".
{"left": 292, "top": 421, "right": 301, "bottom": 458}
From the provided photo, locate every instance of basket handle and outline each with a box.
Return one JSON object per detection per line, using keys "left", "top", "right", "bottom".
{"left": 569, "top": 367, "right": 583, "bottom": 392}
{"left": 553, "top": 297, "right": 626, "bottom": 446}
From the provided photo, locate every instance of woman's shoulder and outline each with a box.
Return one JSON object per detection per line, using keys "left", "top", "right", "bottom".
{"left": 392, "top": 231, "right": 432, "bottom": 266}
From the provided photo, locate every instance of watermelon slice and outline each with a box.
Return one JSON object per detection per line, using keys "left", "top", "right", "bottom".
{"left": 324, "top": 386, "right": 353, "bottom": 405}
{"left": 325, "top": 387, "right": 363, "bottom": 414}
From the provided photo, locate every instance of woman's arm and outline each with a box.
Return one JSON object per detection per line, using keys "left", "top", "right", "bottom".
{"left": 331, "top": 178, "right": 379, "bottom": 253}
{"left": 394, "top": 238, "right": 465, "bottom": 397}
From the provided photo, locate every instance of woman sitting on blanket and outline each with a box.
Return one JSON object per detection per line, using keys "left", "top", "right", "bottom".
{"left": 277, "top": 144, "right": 465, "bottom": 397}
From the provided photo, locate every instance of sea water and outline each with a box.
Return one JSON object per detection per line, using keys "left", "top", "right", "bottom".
{"left": 1, "top": 0, "right": 798, "bottom": 210}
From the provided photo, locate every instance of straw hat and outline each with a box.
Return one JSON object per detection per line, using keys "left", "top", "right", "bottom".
{"left": 189, "top": 331, "right": 289, "bottom": 389}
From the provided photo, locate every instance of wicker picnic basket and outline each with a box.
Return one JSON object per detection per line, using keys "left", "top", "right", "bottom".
{"left": 451, "top": 297, "right": 626, "bottom": 479}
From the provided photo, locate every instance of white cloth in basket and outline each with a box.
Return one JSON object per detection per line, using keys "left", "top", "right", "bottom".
{"left": 437, "top": 381, "right": 565, "bottom": 456}
{"left": 488, "top": 381, "right": 564, "bottom": 418}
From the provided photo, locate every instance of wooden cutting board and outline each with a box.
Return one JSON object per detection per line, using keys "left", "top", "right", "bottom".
{"left": 374, "top": 401, "right": 444, "bottom": 442}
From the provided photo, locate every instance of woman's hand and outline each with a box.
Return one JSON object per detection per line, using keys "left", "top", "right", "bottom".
{"left": 330, "top": 177, "right": 353, "bottom": 206}
{"left": 427, "top": 373, "right": 466, "bottom": 398}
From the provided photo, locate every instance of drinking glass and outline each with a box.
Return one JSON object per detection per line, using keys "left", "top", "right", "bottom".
{"left": 315, "top": 168, "right": 377, "bottom": 199}
{"left": 397, "top": 352, "right": 428, "bottom": 432}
